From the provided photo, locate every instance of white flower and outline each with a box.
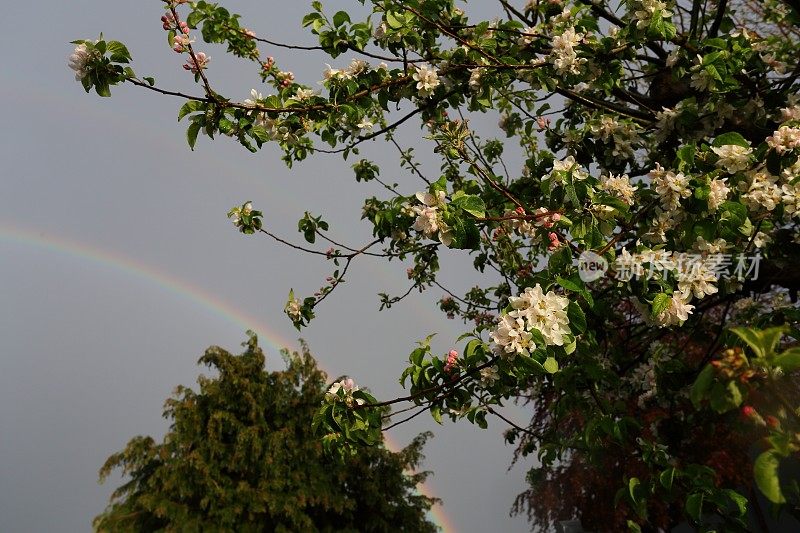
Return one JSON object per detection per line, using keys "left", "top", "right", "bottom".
{"left": 589, "top": 116, "right": 618, "bottom": 143}
{"left": 693, "top": 236, "right": 730, "bottom": 255}
{"left": 654, "top": 293, "right": 694, "bottom": 327}
{"left": 650, "top": 164, "right": 691, "bottom": 210}
{"left": 244, "top": 89, "right": 263, "bottom": 108}
{"left": 517, "top": 26, "right": 538, "bottom": 46}
{"left": 655, "top": 106, "right": 679, "bottom": 140}
{"left": 633, "top": 0, "right": 672, "bottom": 29}
{"left": 676, "top": 259, "right": 719, "bottom": 301}
{"left": 549, "top": 155, "right": 588, "bottom": 182}
{"left": 553, "top": 26, "right": 583, "bottom": 50}
{"left": 753, "top": 231, "right": 772, "bottom": 248}
{"left": 767, "top": 126, "right": 800, "bottom": 154}
{"left": 326, "top": 378, "right": 364, "bottom": 406}
{"left": 468, "top": 68, "right": 485, "bottom": 91}
{"left": 549, "top": 27, "right": 585, "bottom": 75}
{"left": 356, "top": 118, "right": 374, "bottom": 132}
{"left": 480, "top": 366, "right": 500, "bottom": 386}
{"left": 761, "top": 53, "right": 788, "bottom": 74}
{"left": 503, "top": 209, "right": 537, "bottom": 238}
{"left": 707, "top": 178, "right": 730, "bottom": 211}
{"left": 508, "top": 284, "right": 571, "bottom": 347}
{"left": 322, "top": 64, "right": 343, "bottom": 81}
{"left": 780, "top": 96, "right": 800, "bottom": 122}
{"left": 643, "top": 207, "right": 683, "bottom": 243}
{"left": 412, "top": 64, "right": 440, "bottom": 97}
{"left": 599, "top": 173, "right": 636, "bottom": 205}
{"left": 711, "top": 144, "right": 752, "bottom": 174}
{"left": 344, "top": 58, "right": 369, "bottom": 78}
{"left": 411, "top": 190, "right": 452, "bottom": 246}
{"left": 286, "top": 298, "right": 302, "bottom": 320}
{"left": 373, "top": 22, "right": 387, "bottom": 40}
{"left": 416, "top": 190, "right": 445, "bottom": 208}
{"left": 782, "top": 182, "right": 800, "bottom": 218}
{"left": 183, "top": 52, "right": 210, "bottom": 73}
{"left": 294, "top": 87, "right": 316, "bottom": 101}
{"left": 411, "top": 205, "right": 439, "bottom": 235}
{"left": 689, "top": 56, "right": 712, "bottom": 91}
{"left": 666, "top": 49, "right": 680, "bottom": 67}
{"left": 69, "top": 43, "right": 94, "bottom": 81}
{"left": 490, "top": 314, "right": 534, "bottom": 359}
{"left": 742, "top": 171, "right": 782, "bottom": 212}
{"left": 172, "top": 33, "right": 195, "bottom": 53}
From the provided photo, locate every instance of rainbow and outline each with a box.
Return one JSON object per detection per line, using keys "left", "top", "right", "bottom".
{"left": 0, "top": 224, "right": 457, "bottom": 532}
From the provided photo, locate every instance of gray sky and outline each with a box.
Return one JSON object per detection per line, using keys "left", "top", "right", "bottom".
{"left": 1, "top": 2, "right": 535, "bottom": 531}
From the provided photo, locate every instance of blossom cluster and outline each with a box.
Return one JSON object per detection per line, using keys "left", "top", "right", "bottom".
{"left": 409, "top": 190, "right": 453, "bottom": 246}
{"left": 323, "top": 58, "right": 375, "bottom": 82}
{"left": 549, "top": 27, "right": 585, "bottom": 76}
{"left": 412, "top": 64, "right": 441, "bottom": 98}
{"left": 68, "top": 43, "right": 95, "bottom": 81}
{"left": 490, "top": 285, "right": 571, "bottom": 360}
{"left": 325, "top": 378, "right": 364, "bottom": 407}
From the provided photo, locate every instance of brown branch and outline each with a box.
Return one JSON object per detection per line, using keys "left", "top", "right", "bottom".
{"left": 356, "top": 357, "right": 499, "bottom": 410}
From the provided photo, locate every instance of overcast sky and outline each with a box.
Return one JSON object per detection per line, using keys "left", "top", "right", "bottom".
{"left": 1, "top": 2, "right": 537, "bottom": 531}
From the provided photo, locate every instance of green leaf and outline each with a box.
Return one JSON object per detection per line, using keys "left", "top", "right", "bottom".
{"left": 712, "top": 132, "right": 749, "bottom": 148}
{"left": 628, "top": 477, "right": 642, "bottom": 509}
{"left": 557, "top": 276, "right": 583, "bottom": 293}
{"left": 333, "top": 10, "right": 351, "bottom": 27}
{"left": 675, "top": 145, "right": 696, "bottom": 169}
{"left": 690, "top": 365, "right": 715, "bottom": 408}
{"left": 548, "top": 246, "right": 572, "bottom": 273}
{"left": 626, "top": 520, "right": 642, "bottom": 533}
{"left": 754, "top": 450, "right": 786, "bottom": 504}
{"left": 774, "top": 347, "right": 800, "bottom": 372}
{"left": 446, "top": 216, "right": 480, "bottom": 250}
{"left": 450, "top": 194, "right": 486, "bottom": 218}
{"left": 651, "top": 293, "right": 671, "bottom": 318}
{"left": 543, "top": 357, "right": 559, "bottom": 374}
{"left": 709, "top": 380, "right": 743, "bottom": 413}
{"left": 430, "top": 405, "right": 442, "bottom": 425}
{"left": 659, "top": 467, "right": 676, "bottom": 490}
{"left": 723, "top": 489, "right": 748, "bottom": 517}
{"left": 302, "top": 12, "right": 323, "bottom": 28}
{"left": 178, "top": 101, "right": 204, "bottom": 121}
{"left": 685, "top": 493, "right": 704, "bottom": 521}
{"left": 730, "top": 326, "right": 785, "bottom": 359}
{"left": 563, "top": 338, "right": 576, "bottom": 355}
{"left": 567, "top": 301, "right": 586, "bottom": 334}
{"left": 186, "top": 122, "right": 201, "bottom": 150}
{"left": 106, "top": 41, "right": 131, "bottom": 63}
{"left": 385, "top": 12, "right": 405, "bottom": 29}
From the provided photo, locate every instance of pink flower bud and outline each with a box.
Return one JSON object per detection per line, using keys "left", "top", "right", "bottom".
{"left": 444, "top": 350, "right": 459, "bottom": 374}
{"left": 536, "top": 116, "right": 550, "bottom": 130}
{"left": 551, "top": 213, "right": 561, "bottom": 222}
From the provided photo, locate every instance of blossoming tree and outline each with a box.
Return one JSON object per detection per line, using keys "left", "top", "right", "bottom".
{"left": 73, "top": 0, "right": 800, "bottom": 529}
